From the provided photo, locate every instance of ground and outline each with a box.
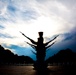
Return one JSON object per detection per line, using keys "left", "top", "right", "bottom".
{"left": 0, "top": 65, "right": 76, "bottom": 75}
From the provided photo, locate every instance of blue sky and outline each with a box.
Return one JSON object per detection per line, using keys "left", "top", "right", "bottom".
{"left": 0, "top": 0, "right": 76, "bottom": 60}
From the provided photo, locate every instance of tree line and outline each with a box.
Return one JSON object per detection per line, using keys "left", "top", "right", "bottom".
{"left": 47, "top": 48, "right": 76, "bottom": 64}
{"left": 0, "top": 45, "right": 34, "bottom": 64}
{"left": 0, "top": 45, "right": 76, "bottom": 65}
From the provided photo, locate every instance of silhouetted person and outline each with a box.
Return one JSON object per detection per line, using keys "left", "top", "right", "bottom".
{"left": 20, "top": 31, "right": 58, "bottom": 70}
{"left": 36, "top": 32, "right": 45, "bottom": 60}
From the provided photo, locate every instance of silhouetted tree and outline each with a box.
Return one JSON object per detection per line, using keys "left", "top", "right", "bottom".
{"left": 0, "top": 45, "right": 34, "bottom": 64}
{"left": 47, "top": 48, "right": 76, "bottom": 64}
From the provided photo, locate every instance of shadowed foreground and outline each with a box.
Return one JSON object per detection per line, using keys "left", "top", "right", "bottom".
{"left": 0, "top": 66, "right": 76, "bottom": 75}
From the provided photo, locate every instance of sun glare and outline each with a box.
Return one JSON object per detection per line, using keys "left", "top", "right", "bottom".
{"left": 17, "top": 16, "right": 60, "bottom": 41}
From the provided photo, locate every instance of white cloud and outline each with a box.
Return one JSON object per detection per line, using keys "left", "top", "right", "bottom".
{"left": 0, "top": 0, "right": 76, "bottom": 48}
{"left": 0, "top": 1, "right": 7, "bottom": 15}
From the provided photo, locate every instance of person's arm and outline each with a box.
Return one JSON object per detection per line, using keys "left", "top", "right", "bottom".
{"left": 25, "top": 41, "right": 36, "bottom": 50}
{"left": 45, "top": 41, "right": 56, "bottom": 49}
{"left": 20, "top": 31, "right": 37, "bottom": 45}
{"left": 44, "top": 35, "right": 59, "bottom": 46}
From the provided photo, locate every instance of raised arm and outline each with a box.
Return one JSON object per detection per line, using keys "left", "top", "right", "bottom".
{"left": 44, "top": 35, "right": 59, "bottom": 46}
{"left": 20, "top": 31, "right": 37, "bottom": 45}
{"left": 45, "top": 41, "right": 56, "bottom": 49}
{"left": 25, "top": 41, "right": 36, "bottom": 50}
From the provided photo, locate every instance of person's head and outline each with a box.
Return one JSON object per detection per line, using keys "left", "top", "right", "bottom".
{"left": 38, "top": 32, "right": 43, "bottom": 37}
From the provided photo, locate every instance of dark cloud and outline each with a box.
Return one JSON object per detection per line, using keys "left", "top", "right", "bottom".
{"left": 7, "top": 5, "right": 17, "bottom": 13}
{"left": 63, "top": 27, "right": 76, "bottom": 41}
{"left": 62, "top": 28, "right": 76, "bottom": 51}
{"left": 56, "top": 32, "right": 76, "bottom": 51}
{"left": 62, "top": 33, "right": 76, "bottom": 41}
{"left": 46, "top": 28, "right": 76, "bottom": 59}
